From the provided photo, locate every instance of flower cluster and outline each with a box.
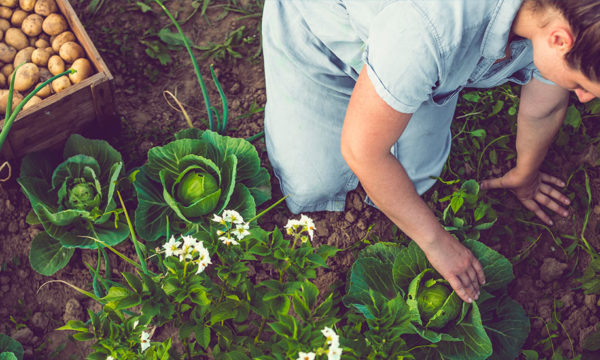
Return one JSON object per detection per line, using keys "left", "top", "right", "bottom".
{"left": 212, "top": 209, "right": 250, "bottom": 246}
{"left": 162, "top": 234, "right": 212, "bottom": 274}
{"left": 285, "top": 214, "right": 316, "bottom": 243}
{"left": 296, "top": 326, "right": 342, "bottom": 360}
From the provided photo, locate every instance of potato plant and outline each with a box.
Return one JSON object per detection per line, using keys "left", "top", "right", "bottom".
{"left": 0, "top": 0, "right": 93, "bottom": 113}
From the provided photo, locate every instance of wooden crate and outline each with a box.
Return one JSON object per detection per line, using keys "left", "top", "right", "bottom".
{"left": 0, "top": 0, "right": 115, "bottom": 160}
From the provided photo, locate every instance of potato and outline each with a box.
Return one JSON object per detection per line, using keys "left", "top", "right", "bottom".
{"left": 34, "top": 38, "right": 49, "bottom": 48}
{"left": 0, "top": 72, "right": 5, "bottom": 87}
{"left": 5, "top": 28, "right": 27, "bottom": 50}
{"left": 1, "top": 62, "right": 12, "bottom": 77}
{"left": 68, "top": 58, "right": 92, "bottom": 84}
{"left": 58, "top": 41, "right": 83, "bottom": 63}
{"left": 34, "top": 0, "right": 57, "bottom": 17}
{"left": 0, "top": 89, "right": 22, "bottom": 113}
{"left": 35, "top": 82, "right": 51, "bottom": 98}
{"left": 51, "top": 75, "right": 69, "bottom": 93}
{"left": 19, "top": 0, "right": 35, "bottom": 12}
{"left": 31, "top": 47, "right": 51, "bottom": 66}
{"left": 0, "top": 6, "right": 12, "bottom": 19}
{"left": 42, "top": 13, "right": 67, "bottom": 36}
{"left": 0, "top": 0, "right": 17, "bottom": 7}
{"left": 13, "top": 45, "right": 33, "bottom": 66}
{"left": 47, "top": 54, "right": 63, "bottom": 75}
{"left": 0, "top": 42, "right": 15, "bottom": 63}
{"left": 10, "top": 10, "right": 25, "bottom": 26}
{"left": 23, "top": 95, "right": 42, "bottom": 110}
{"left": 21, "top": 14, "right": 43, "bottom": 37}
{"left": 0, "top": 18, "right": 9, "bottom": 32}
{"left": 51, "top": 31, "right": 74, "bottom": 52}
{"left": 13, "top": 62, "right": 38, "bottom": 91}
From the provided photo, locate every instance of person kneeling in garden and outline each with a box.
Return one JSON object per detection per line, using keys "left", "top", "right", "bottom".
{"left": 262, "top": 0, "right": 600, "bottom": 304}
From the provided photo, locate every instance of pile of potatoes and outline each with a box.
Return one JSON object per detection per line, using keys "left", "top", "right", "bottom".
{"left": 0, "top": 0, "right": 94, "bottom": 113}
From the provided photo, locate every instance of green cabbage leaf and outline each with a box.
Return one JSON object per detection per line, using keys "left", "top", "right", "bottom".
{"left": 133, "top": 129, "right": 271, "bottom": 241}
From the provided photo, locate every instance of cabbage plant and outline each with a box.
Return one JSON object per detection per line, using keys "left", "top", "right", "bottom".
{"left": 133, "top": 129, "right": 271, "bottom": 241}
{"left": 17, "top": 134, "right": 129, "bottom": 275}
{"left": 343, "top": 240, "right": 529, "bottom": 360}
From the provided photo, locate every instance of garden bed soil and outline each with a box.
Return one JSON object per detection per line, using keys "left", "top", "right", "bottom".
{"left": 1, "top": 2, "right": 599, "bottom": 359}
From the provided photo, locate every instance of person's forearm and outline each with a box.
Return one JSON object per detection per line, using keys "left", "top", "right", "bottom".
{"left": 514, "top": 104, "right": 567, "bottom": 175}
{"left": 347, "top": 151, "right": 444, "bottom": 250}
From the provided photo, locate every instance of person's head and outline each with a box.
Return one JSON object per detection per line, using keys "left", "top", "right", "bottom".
{"left": 524, "top": 0, "right": 600, "bottom": 102}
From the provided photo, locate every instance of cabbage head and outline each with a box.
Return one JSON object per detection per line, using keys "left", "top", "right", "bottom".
{"left": 17, "top": 134, "right": 129, "bottom": 275}
{"left": 343, "top": 240, "right": 530, "bottom": 360}
{"left": 133, "top": 129, "right": 271, "bottom": 241}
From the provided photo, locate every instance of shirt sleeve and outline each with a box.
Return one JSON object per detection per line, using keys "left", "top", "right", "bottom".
{"left": 363, "top": 3, "right": 443, "bottom": 114}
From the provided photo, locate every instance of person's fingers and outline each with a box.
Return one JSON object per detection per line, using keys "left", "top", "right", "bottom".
{"left": 447, "top": 275, "right": 473, "bottom": 303}
{"left": 540, "top": 173, "right": 566, "bottom": 188}
{"left": 537, "top": 184, "right": 570, "bottom": 216}
{"left": 480, "top": 176, "right": 506, "bottom": 190}
{"left": 472, "top": 258, "right": 486, "bottom": 285}
{"left": 521, "top": 198, "right": 553, "bottom": 225}
{"left": 539, "top": 183, "right": 571, "bottom": 207}
{"left": 466, "top": 268, "right": 480, "bottom": 298}
{"left": 458, "top": 273, "right": 478, "bottom": 300}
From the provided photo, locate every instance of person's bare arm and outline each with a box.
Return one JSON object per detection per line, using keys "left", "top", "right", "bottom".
{"left": 481, "top": 78, "right": 571, "bottom": 225}
{"left": 341, "top": 65, "right": 484, "bottom": 303}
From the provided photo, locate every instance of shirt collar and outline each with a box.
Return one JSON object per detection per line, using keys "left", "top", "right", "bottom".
{"left": 480, "top": 0, "right": 523, "bottom": 59}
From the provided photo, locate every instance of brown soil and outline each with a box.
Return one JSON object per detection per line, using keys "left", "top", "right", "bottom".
{"left": 1, "top": 2, "right": 599, "bottom": 359}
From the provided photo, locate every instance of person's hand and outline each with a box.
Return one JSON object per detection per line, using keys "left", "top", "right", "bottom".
{"left": 422, "top": 230, "right": 485, "bottom": 303}
{"left": 480, "top": 169, "right": 570, "bottom": 226}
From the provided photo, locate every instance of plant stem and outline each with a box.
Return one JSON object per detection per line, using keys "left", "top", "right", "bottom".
{"left": 254, "top": 317, "right": 266, "bottom": 344}
{"left": 153, "top": 0, "right": 214, "bottom": 131}
{"left": 116, "top": 190, "right": 148, "bottom": 274}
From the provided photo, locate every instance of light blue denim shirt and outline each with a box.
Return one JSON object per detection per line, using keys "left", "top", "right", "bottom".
{"left": 262, "top": 0, "right": 553, "bottom": 213}
{"left": 294, "top": 0, "right": 550, "bottom": 113}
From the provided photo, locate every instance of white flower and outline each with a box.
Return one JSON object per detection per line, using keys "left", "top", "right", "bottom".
{"left": 297, "top": 352, "right": 316, "bottom": 360}
{"left": 132, "top": 320, "right": 139, "bottom": 329}
{"left": 327, "top": 345, "right": 342, "bottom": 360}
{"left": 162, "top": 235, "right": 181, "bottom": 258}
{"left": 193, "top": 240, "right": 207, "bottom": 254}
{"left": 195, "top": 247, "right": 212, "bottom": 274}
{"left": 181, "top": 235, "right": 197, "bottom": 248}
{"left": 211, "top": 213, "right": 224, "bottom": 224}
{"left": 321, "top": 327, "right": 339, "bottom": 347}
{"left": 216, "top": 229, "right": 225, "bottom": 236}
{"left": 232, "top": 223, "right": 250, "bottom": 240}
{"left": 140, "top": 331, "right": 151, "bottom": 352}
{"left": 285, "top": 218, "right": 302, "bottom": 235}
{"left": 219, "top": 236, "right": 240, "bottom": 246}
{"left": 222, "top": 209, "right": 244, "bottom": 224}
{"left": 299, "top": 214, "right": 316, "bottom": 241}
{"left": 106, "top": 356, "right": 114, "bottom": 360}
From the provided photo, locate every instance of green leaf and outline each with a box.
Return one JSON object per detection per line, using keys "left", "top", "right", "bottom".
{"left": 302, "top": 280, "right": 319, "bottom": 309}
{"left": 474, "top": 203, "right": 488, "bottom": 222}
{"left": 0, "top": 335, "right": 23, "bottom": 360}
{"left": 343, "top": 256, "right": 398, "bottom": 309}
{"left": 564, "top": 104, "right": 582, "bottom": 130}
{"left": 158, "top": 27, "right": 185, "bottom": 46}
{"left": 121, "top": 272, "right": 143, "bottom": 293}
{"left": 464, "top": 239, "right": 513, "bottom": 292}
{"left": 210, "top": 301, "right": 237, "bottom": 325}
{"left": 136, "top": 1, "right": 153, "bottom": 12}
{"left": 292, "top": 295, "right": 310, "bottom": 321}
{"left": 28, "top": 231, "right": 75, "bottom": 276}
{"left": 439, "top": 302, "right": 492, "bottom": 359}
{"left": 489, "top": 149, "right": 498, "bottom": 165}
{"left": 470, "top": 129, "right": 486, "bottom": 138}
{"left": 482, "top": 296, "right": 530, "bottom": 360}
{"left": 521, "top": 350, "right": 539, "bottom": 360}
{"left": 490, "top": 100, "right": 504, "bottom": 116}
{"left": 133, "top": 168, "right": 175, "bottom": 241}
{"left": 195, "top": 326, "right": 211, "bottom": 350}
{"left": 462, "top": 92, "right": 481, "bottom": 102}
{"left": 393, "top": 241, "right": 429, "bottom": 288}
{"left": 0, "top": 353, "right": 18, "bottom": 360}
{"left": 450, "top": 191, "right": 465, "bottom": 214}
{"left": 63, "top": 134, "right": 123, "bottom": 184}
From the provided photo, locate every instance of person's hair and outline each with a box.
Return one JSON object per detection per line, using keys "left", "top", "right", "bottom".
{"left": 531, "top": 0, "right": 600, "bottom": 81}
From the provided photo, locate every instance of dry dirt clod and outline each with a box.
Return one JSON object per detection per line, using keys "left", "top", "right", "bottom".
{"left": 585, "top": 294, "right": 598, "bottom": 313}
{"left": 31, "top": 311, "right": 49, "bottom": 330}
{"left": 11, "top": 326, "right": 33, "bottom": 345}
{"left": 63, "top": 298, "right": 83, "bottom": 323}
{"left": 539, "top": 257, "right": 568, "bottom": 283}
